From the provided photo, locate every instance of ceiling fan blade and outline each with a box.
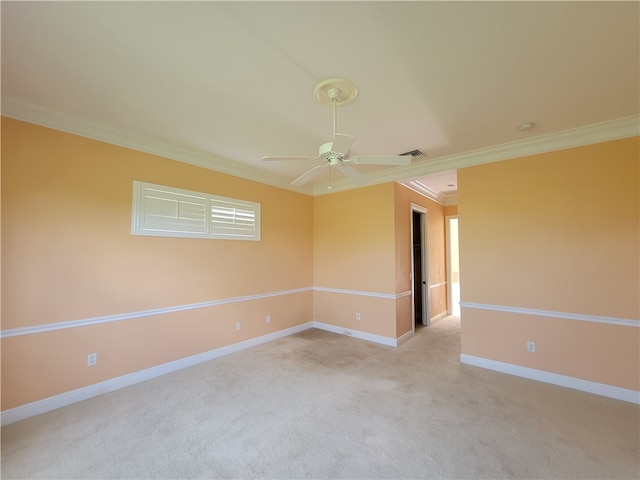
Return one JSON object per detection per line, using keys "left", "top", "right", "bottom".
{"left": 330, "top": 133, "right": 355, "bottom": 154}
{"left": 262, "top": 155, "right": 317, "bottom": 162}
{"left": 349, "top": 155, "right": 412, "bottom": 166}
{"left": 339, "top": 165, "right": 369, "bottom": 185}
{"left": 291, "top": 164, "right": 328, "bottom": 186}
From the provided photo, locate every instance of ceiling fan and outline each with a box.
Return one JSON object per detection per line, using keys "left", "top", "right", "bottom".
{"left": 262, "top": 78, "right": 412, "bottom": 188}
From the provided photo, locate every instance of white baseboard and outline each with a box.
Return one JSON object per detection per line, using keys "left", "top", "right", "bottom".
{"left": 19, "top": 324, "right": 634, "bottom": 426}
{"left": 1, "top": 322, "right": 314, "bottom": 426}
{"left": 396, "top": 330, "right": 414, "bottom": 346}
{"left": 312, "top": 321, "right": 397, "bottom": 347}
{"left": 460, "top": 354, "right": 640, "bottom": 405}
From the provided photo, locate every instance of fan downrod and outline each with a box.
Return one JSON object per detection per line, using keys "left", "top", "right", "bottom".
{"left": 314, "top": 78, "right": 358, "bottom": 138}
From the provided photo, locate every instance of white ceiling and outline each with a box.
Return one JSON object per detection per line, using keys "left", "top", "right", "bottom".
{"left": 2, "top": 1, "right": 638, "bottom": 198}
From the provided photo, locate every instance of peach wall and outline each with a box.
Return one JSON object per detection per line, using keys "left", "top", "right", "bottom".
{"left": 444, "top": 205, "right": 458, "bottom": 216}
{"left": 1, "top": 117, "right": 314, "bottom": 409}
{"left": 2, "top": 119, "right": 313, "bottom": 328}
{"left": 395, "top": 295, "right": 413, "bottom": 339}
{"left": 2, "top": 292, "right": 312, "bottom": 408}
{"left": 458, "top": 137, "right": 639, "bottom": 391}
{"left": 461, "top": 309, "right": 639, "bottom": 390}
{"left": 313, "top": 290, "right": 396, "bottom": 339}
{"left": 312, "top": 184, "right": 398, "bottom": 338}
{"left": 312, "top": 183, "right": 449, "bottom": 341}
{"left": 313, "top": 183, "right": 396, "bottom": 293}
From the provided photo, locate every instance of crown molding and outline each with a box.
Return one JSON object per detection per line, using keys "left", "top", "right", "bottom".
{"left": 443, "top": 193, "right": 458, "bottom": 206}
{"left": 1, "top": 97, "right": 313, "bottom": 196}
{"left": 396, "top": 180, "right": 458, "bottom": 206}
{"left": 3, "top": 97, "right": 637, "bottom": 198}
{"left": 401, "top": 180, "right": 446, "bottom": 204}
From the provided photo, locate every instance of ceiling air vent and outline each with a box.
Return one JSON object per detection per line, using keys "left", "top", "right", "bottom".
{"left": 399, "top": 149, "right": 425, "bottom": 158}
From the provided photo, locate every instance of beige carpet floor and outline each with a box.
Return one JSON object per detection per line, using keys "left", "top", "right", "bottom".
{"left": 1, "top": 315, "right": 639, "bottom": 479}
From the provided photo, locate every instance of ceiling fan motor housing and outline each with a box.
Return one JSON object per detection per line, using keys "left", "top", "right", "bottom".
{"left": 318, "top": 142, "right": 346, "bottom": 164}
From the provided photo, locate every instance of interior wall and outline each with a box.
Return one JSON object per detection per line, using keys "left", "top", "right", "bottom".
{"left": 1, "top": 118, "right": 314, "bottom": 410}
{"left": 312, "top": 183, "right": 398, "bottom": 339}
{"left": 444, "top": 205, "right": 458, "bottom": 216}
{"left": 393, "top": 184, "right": 448, "bottom": 337}
{"left": 311, "top": 183, "right": 449, "bottom": 341}
{"left": 458, "top": 137, "right": 639, "bottom": 391}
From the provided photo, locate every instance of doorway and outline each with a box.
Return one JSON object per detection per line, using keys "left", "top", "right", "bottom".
{"left": 446, "top": 216, "right": 460, "bottom": 315}
{"left": 411, "top": 205, "right": 428, "bottom": 328}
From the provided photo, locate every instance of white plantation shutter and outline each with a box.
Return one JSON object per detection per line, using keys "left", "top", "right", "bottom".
{"left": 132, "top": 181, "right": 260, "bottom": 241}
{"left": 210, "top": 198, "right": 258, "bottom": 239}
{"left": 140, "top": 186, "right": 207, "bottom": 235}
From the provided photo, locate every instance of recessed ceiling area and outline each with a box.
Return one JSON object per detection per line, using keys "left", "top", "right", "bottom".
{"left": 1, "top": 2, "right": 638, "bottom": 198}
{"left": 403, "top": 170, "right": 459, "bottom": 206}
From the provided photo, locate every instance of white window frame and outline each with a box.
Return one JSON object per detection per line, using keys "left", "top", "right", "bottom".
{"left": 131, "top": 181, "right": 260, "bottom": 241}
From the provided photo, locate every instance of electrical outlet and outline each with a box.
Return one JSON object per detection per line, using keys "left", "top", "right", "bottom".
{"left": 87, "top": 353, "right": 97, "bottom": 366}
{"left": 527, "top": 341, "right": 536, "bottom": 353}
{"left": 266, "top": 314, "right": 271, "bottom": 324}
{"left": 236, "top": 322, "right": 242, "bottom": 331}
{"left": 356, "top": 312, "right": 361, "bottom": 320}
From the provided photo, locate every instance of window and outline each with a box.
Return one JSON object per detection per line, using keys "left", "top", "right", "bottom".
{"left": 132, "top": 181, "right": 260, "bottom": 241}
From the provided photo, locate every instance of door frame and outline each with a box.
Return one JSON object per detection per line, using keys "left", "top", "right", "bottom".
{"left": 410, "top": 203, "right": 429, "bottom": 333}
